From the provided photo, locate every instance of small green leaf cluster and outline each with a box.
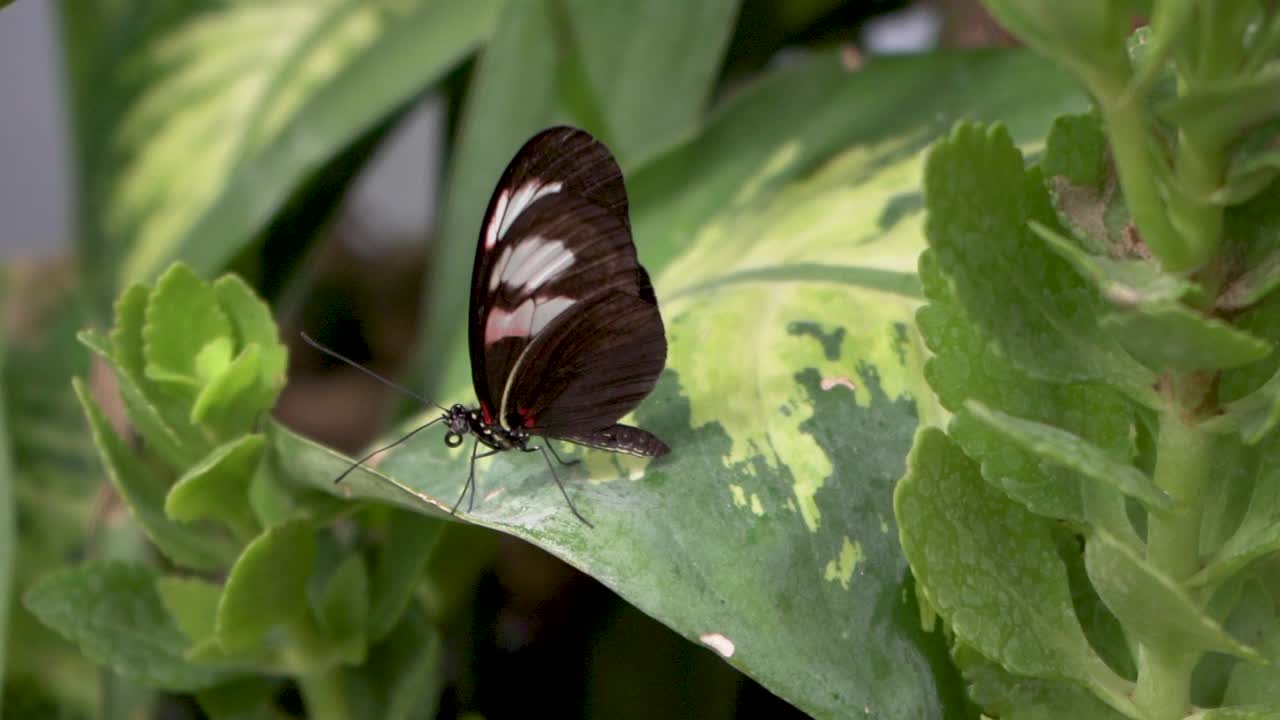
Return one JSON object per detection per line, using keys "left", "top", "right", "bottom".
{"left": 23, "top": 263, "right": 438, "bottom": 718}
{"left": 897, "top": 3, "right": 1280, "bottom": 719}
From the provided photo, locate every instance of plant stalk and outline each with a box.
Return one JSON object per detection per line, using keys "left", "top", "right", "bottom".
{"left": 1131, "top": 403, "right": 1212, "bottom": 719}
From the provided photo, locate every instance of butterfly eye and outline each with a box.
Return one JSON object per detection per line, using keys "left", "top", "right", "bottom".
{"left": 444, "top": 432, "right": 464, "bottom": 448}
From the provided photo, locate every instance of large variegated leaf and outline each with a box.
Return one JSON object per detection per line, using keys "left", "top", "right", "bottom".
{"left": 276, "top": 49, "right": 1089, "bottom": 718}
{"left": 59, "top": 0, "right": 501, "bottom": 295}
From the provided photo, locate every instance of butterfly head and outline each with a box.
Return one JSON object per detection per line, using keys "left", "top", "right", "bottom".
{"left": 444, "top": 404, "right": 471, "bottom": 447}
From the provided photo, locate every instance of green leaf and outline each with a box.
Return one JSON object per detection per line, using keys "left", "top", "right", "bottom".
{"left": 980, "top": 1, "right": 1132, "bottom": 93}
{"left": 318, "top": 553, "right": 369, "bottom": 664}
{"left": 103, "top": 282, "right": 208, "bottom": 463}
{"left": 957, "top": 644, "right": 1130, "bottom": 720}
{"left": 196, "top": 677, "right": 282, "bottom": 720}
{"left": 923, "top": 122, "right": 1156, "bottom": 403}
{"left": 917, "top": 249, "right": 1137, "bottom": 526}
{"left": 1197, "top": 457, "right": 1280, "bottom": 589}
{"left": 368, "top": 509, "right": 444, "bottom": 642}
{"left": 1221, "top": 249, "right": 1280, "bottom": 312}
{"left": 301, "top": 47, "right": 1093, "bottom": 719}
{"left": 1042, "top": 112, "right": 1108, "bottom": 188}
{"left": 345, "top": 602, "right": 443, "bottom": 720}
{"left": 101, "top": 0, "right": 503, "bottom": 285}
{"left": 23, "top": 562, "right": 226, "bottom": 691}
{"left": 216, "top": 518, "right": 315, "bottom": 654}
{"left": 1085, "top": 529, "right": 1262, "bottom": 660}
{"left": 1032, "top": 221, "right": 1196, "bottom": 307}
{"left": 418, "top": 0, "right": 564, "bottom": 393}
{"left": 896, "top": 428, "right": 1134, "bottom": 713}
{"left": 562, "top": 0, "right": 739, "bottom": 166}
{"left": 1198, "top": 706, "right": 1280, "bottom": 720}
{"left": 73, "top": 377, "right": 237, "bottom": 570}
{"left": 1226, "top": 621, "right": 1280, "bottom": 705}
{"left": 156, "top": 576, "right": 224, "bottom": 646}
{"left": 1159, "top": 65, "right": 1280, "bottom": 147}
{"left": 166, "top": 434, "right": 265, "bottom": 536}
{"left": 1214, "top": 119, "right": 1280, "bottom": 206}
{"left": 964, "top": 401, "right": 1172, "bottom": 513}
{"left": 213, "top": 274, "right": 287, "bottom": 395}
{"left": 190, "top": 343, "right": 265, "bottom": 434}
{"left": 1100, "top": 304, "right": 1271, "bottom": 372}
{"left": 143, "top": 264, "right": 233, "bottom": 388}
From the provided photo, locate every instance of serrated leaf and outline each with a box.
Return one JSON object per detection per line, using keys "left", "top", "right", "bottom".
{"left": 1086, "top": 529, "right": 1261, "bottom": 660}
{"left": 956, "top": 644, "right": 1130, "bottom": 720}
{"left": 1101, "top": 303, "right": 1271, "bottom": 372}
{"left": 895, "top": 428, "right": 1133, "bottom": 712}
{"left": 79, "top": 328, "right": 192, "bottom": 467}
{"left": 143, "top": 264, "right": 233, "bottom": 388}
{"left": 216, "top": 518, "right": 315, "bottom": 654}
{"left": 156, "top": 576, "right": 224, "bottom": 645}
{"left": 166, "top": 434, "right": 265, "bottom": 536}
{"left": 917, "top": 249, "right": 1136, "bottom": 525}
{"left": 213, "top": 274, "right": 287, "bottom": 391}
{"left": 108, "top": 281, "right": 210, "bottom": 460}
{"left": 73, "top": 378, "right": 237, "bottom": 570}
{"left": 190, "top": 343, "right": 265, "bottom": 435}
{"left": 964, "top": 400, "right": 1172, "bottom": 513}
{"left": 924, "top": 122, "right": 1156, "bottom": 403}
{"left": 318, "top": 553, "right": 369, "bottom": 664}
{"left": 1042, "top": 112, "right": 1108, "bottom": 188}
{"left": 23, "top": 562, "right": 226, "bottom": 691}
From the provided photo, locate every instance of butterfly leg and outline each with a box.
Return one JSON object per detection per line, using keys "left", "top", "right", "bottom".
{"left": 530, "top": 445, "right": 594, "bottom": 528}
{"left": 544, "top": 440, "right": 581, "bottom": 467}
{"left": 453, "top": 440, "right": 500, "bottom": 516}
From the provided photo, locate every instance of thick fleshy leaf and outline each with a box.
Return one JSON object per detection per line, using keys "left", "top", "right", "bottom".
{"left": 956, "top": 645, "right": 1130, "bottom": 720}
{"left": 216, "top": 518, "right": 315, "bottom": 654}
{"left": 165, "top": 434, "right": 265, "bottom": 536}
{"left": 142, "top": 264, "right": 233, "bottom": 388}
{"left": 281, "top": 48, "right": 1089, "bottom": 719}
{"left": 73, "top": 378, "right": 238, "bottom": 570}
{"left": 1197, "top": 454, "right": 1280, "bottom": 589}
{"left": 71, "top": 0, "right": 501, "bottom": 288}
{"left": 23, "top": 562, "right": 227, "bottom": 691}
{"left": 155, "top": 576, "right": 223, "bottom": 647}
{"left": 1085, "top": 530, "right": 1262, "bottom": 660}
{"left": 896, "top": 429, "right": 1135, "bottom": 715}
{"left": 963, "top": 401, "right": 1171, "bottom": 513}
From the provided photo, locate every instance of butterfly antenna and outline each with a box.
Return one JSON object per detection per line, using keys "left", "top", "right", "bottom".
{"left": 331, "top": 416, "right": 445, "bottom": 484}
{"left": 300, "top": 331, "right": 448, "bottom": 412}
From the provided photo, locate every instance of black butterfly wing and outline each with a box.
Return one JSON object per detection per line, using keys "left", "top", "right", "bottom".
{"left": 468, "top": 127, "right": 652, "bottom": 425}
{"left": 501, "top": 288, "right": 666, "bottom": 443}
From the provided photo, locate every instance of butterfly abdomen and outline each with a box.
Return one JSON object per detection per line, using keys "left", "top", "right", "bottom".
{"left": 560, "top": 424, "right": 670, "bottom": 457}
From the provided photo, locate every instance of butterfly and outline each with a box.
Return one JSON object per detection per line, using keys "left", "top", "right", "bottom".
{"left": 311, "top": 126, "right": 669, "bottom": 527}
